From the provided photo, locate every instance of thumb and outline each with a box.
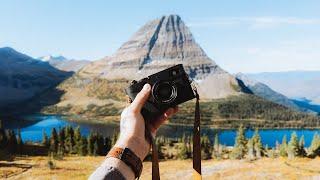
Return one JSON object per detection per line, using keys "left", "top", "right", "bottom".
{"left": 130, "top": 83, "right": 151, "bottom": 112}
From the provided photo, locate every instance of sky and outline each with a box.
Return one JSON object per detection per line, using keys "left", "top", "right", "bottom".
{"left": 1, "top": 0, "right": 320, "bottom": 73}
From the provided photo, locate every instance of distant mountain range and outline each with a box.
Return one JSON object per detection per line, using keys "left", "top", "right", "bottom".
{"left": 38, "top": 55, "right": 90, "bottom": 72}
{"left": 0, "top": 47, "right": 71, "bottom": 108}
{"left": 247, "top": 71, "right": 320, "bottom": 113}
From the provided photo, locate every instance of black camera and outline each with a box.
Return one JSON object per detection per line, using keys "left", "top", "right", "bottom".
{"left": 125, "top": 64, "right": 196, "bottom": 121}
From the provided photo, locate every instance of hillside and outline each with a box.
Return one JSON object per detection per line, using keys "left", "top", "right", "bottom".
{"left": 235, "top": 73, "right": 303, "bottom": 112}
{"left": 247, "top": 71, "right": 320, "bottom": 106}
{"left": 0, "top": 47, "right": 72, "bottom": 110}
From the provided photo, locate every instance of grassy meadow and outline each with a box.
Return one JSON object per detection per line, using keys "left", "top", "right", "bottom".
{"left": 1, "top": 156, "right": 320, "bottom": 179}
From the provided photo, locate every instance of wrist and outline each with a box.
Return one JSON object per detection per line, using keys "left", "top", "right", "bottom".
{"left": 115, "top": 135, "right": 150, "bottom": 161}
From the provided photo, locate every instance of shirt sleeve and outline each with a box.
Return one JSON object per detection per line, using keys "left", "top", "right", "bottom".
{"left": 89, "top": 162, "right": 126, "bottom": 180}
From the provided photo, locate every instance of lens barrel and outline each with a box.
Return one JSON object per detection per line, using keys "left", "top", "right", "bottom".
{"left": 152, "top": 82, "right": 177, "bottom": 104}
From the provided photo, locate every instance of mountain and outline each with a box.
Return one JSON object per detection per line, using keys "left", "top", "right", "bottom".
{"left": 78, "top": 15, "right": 245, "bottom": 99}
{"left": 31, "top": 15, "right": 320, "bottom": 128}
{"left": 247, "top": 71, "right": 320, "bottom": 112}
{"left": 36, "top": 14, "right": 251, "bottom": 117}
{"left": 235, "top": 73, "right": 302, "bottom": 111}
{"left": 38, "top": 55, "right": 90, "bottom": 72}
{"left": 0, "top": 47, "right": 72, "bottom": 108}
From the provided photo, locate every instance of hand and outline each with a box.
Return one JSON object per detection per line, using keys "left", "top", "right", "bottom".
{"left": 115, "top": 83, "right": 178, "bottom": 161}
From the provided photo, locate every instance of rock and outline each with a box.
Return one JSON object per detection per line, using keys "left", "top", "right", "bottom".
{"left": 78, "top": 15, "right": 245, "bottom": 99}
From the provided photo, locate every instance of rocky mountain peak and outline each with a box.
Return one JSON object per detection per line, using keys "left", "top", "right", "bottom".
{"left": 81, "top": 14, "right": 224, "bottom": 80}
{"left": 78, "top": 15, "right": 245, "bottom": 99}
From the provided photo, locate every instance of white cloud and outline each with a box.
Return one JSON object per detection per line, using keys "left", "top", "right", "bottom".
{"left": 188, "top": 16, "right": 320, "bottom": 29}
{"left": 219, "top": 40, "right": 320, "bottom": 73}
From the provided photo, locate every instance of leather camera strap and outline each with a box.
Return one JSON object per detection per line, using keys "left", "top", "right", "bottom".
{"left": 193, "top": 90, "right": 202, "bottom": 180}
{"left": 147, "top": 90, "right": 201, "bottom": 180}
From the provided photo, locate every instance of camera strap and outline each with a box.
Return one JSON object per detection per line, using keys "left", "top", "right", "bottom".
{"left": 145, "top": 90, "right": 201, "bottom": 180}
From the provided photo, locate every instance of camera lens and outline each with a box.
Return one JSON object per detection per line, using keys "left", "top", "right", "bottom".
{"left": 152, "top": 82, "right": 177, "bottom": 104}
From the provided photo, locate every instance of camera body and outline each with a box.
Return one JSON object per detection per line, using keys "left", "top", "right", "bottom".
{"left": 125, "top": 64, "right": 196, "bottom": 121}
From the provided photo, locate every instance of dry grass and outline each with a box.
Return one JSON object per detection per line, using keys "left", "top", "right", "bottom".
{"left": 1, "top": 156, "right": 320, "bottom": 180}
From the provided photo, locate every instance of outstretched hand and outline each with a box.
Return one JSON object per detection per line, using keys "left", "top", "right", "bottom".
{"left": 116, "top": 83, "right": 178, "bottom": 160}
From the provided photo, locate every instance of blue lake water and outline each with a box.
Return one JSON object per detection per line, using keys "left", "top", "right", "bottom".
{"left": 6, "top": 115, "right": 320, "bottom": 147}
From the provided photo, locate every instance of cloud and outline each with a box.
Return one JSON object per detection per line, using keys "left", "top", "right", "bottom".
{"left": 188, "top": 17, "right": 320, "bottom": 29}
{"left": 221, "top": 40, "right": 320, "bottom": 73}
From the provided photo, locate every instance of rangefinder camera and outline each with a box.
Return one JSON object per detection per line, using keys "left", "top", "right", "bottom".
{"left": 125, "top": 64, "right": 196, "bottom": 121}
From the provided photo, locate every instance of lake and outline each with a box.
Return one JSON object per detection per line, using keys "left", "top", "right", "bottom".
{"left": 5, "top": 114, "right": 320, "bottom": 147}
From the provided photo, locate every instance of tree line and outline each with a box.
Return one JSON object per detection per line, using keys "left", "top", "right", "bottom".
{"left": 1, "top": 124, "right": 320, "bottom": 161}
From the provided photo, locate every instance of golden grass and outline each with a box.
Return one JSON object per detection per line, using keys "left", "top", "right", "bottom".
{"left": 1, "top": 156, "right": 320, "bottom": 180}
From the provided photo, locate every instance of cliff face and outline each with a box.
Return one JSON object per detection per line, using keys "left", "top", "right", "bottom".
{"left": 78, "top": 15, "right": 244, "bottom": 99}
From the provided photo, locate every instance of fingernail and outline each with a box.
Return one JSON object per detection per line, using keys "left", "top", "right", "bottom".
{"left": 143, "top": 84, "right": 151, "bottom": 91}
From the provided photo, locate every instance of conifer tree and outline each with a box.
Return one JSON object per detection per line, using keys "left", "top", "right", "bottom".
{"left": 49, "top": 128, "right": 59, "bottom": 154}
{"left": 309, "top": 133, "right": 320, "bottom": 157}
{"left": 104, "top": 137, "right": 111, "bottom": 153}
{"left": 74, "top": 126, "right": 82, "bottom": 155}
{"left": 64, "top": 126, "right": 75, "bottom": 154}
{"left": 93, "top": 140, "right": 98, "bottom": 156}
{"left": 111, "top": 131, "right": 118, "bottom": 146}
{"left": 298, "top": 135, "right": 307, "bottom": 157}
{"left": 279, "top": 135, "right": 288, "bottom": 157}
{"left": 231, "top": 125, "right": 247, "bottom": 159}
{"left": 247, "top": 138, "right": 255, "bottom": 160}
{"left": 58, "top": 127, "right": 66, "bottom": 155}
{"left": 0, "top": 126, "right": 7, "bottom": 149}
{"left": 201, "top": 135, "right": 212, "bottom": 160}
{"left": 16, "top": 129, "right": 23, "bottom": 155}
{"left": 288, "top": 132, "right": 299, "bottom": 159}
{"left": 178, "top": 134, "right": 191, "bottom": 160}
{"left": 0, "top": 125, "right": 8, "bottom": 160}
{"left": 253, "top": 129, "right": 263, "bottom": 158}
{"left": 96, "top": 134, "right": 105, "bottom": 155}
{"left": 87, "top": 133, "right": 95, "bottom": 156}
{"left": 79, "top": 136, "right": 88, "bottom": 156}
{"left": 42, "top": 130, "right": 49, "bottom": 147}
{"left": 214, "top": 133, "right": 219, "bottom": 152}
{"left": 7, "top": 130, "right": 17, "bottom": 154}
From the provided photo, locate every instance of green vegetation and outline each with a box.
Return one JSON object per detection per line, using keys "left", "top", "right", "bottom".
{"left": 2, "top": 125, "right": 320, "bottom": 161}
{"left": 171, "top": 94, "right": 320, "bottom": 128}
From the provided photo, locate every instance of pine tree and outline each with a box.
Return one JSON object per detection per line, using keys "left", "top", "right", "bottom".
{"left": 16, "top": 129, "right": 23, "bottom": 155}
{"left": 104, "top": 137, "right": 111, "bottom": 153}
{"left": 7, "top": 130, "right": 17, "bottom": 154}
{"left": 214, "top": 133, "right": 219, "bottom": 152}
{"left": 253, "top": 129, "right": 263, "bottom": 158}
{"left": 288, "top": 132, "right": 299, "bottom": 159}
{"left": 96, "top": 134, "right": 105, "bottom": 155}
{"left": 49, "top": 128, "right": 59, "bottom": 155}
{"left": 42, "top": 130, "right": 49, "bottom": 147}
{"left": 279, "top": 135, "right": 288, "bottom": 157}
{"left": 74, "top": 126, "right": 82, "bottom": 155}
{"left": 201, "top": 135, "right": 212, "bottom": 160}
{"left": 177, "top": 135, "right": 191, "bottom": 160}
{"left": 0, "top": 126, "right": 7, "bottom": 149}
{"left": 58, "top": 128, "right": 66, "bottom": 155}
{"left": 309, "top": 133, "right": 320, "bottom": 157}
{"left": 79, "top": 136, "right": 88, "bottom": 156}
{"left": 247, "top": 138, "right": 255, "bottom": 160}
{"left": 93, "top": 140, "right": 98, "bottom": 156}
{"left": 231, "top": 125, "right": 247, "bottom": 159}
{"left": 111, "top": 131, "right": 118, "bottom": 146}
{"left": 87, "top": 133, "right": 95, "bottom": 156}
{"left": 298, "top": 135, "right": 307, "bottom": 157}
{"left": 212, "top": 133, "right": 221, "bottom": 159}
{"left": 64, "top": 126, "right": 75, "bottom": 154}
